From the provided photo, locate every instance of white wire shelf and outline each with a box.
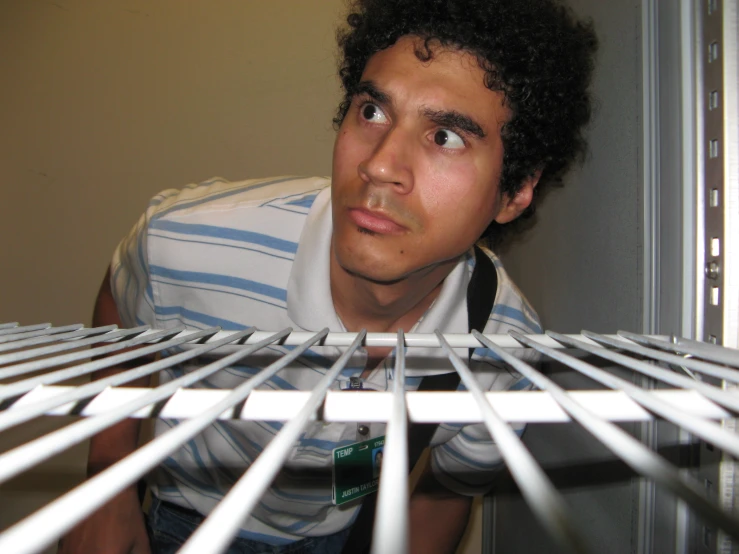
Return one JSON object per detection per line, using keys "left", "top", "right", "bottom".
{"left": 0, "top": 322, "right": 738, "bottom": 554}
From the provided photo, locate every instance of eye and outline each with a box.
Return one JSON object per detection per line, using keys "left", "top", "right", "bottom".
{"left": 433, "top": 129, "right": 465, "bottom": 149}
{"left": 360, "top": 102, "right": 388, "bottom": 124}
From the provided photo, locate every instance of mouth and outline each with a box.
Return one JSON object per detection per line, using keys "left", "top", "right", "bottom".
{"left": 347, "top": 208, "right": 407, "bottom": 235}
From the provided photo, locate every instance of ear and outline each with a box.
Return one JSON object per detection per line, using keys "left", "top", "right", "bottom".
{"left": 493, "top": 171, "right": 541, "bottom": 225}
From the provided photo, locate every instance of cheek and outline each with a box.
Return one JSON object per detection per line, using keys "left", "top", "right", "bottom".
{"left": 419, "top": 161, "right": 493, "bottom": 219}
{"left": 333, "top": 129, "right": 376, "bottom": 186}
{"left": 332, "top": 131, "right": 353, "bottom": 177}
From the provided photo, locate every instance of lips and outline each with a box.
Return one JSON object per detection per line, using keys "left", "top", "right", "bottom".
{"left": 347, "top": 208, "right": 407, "bottom": 234}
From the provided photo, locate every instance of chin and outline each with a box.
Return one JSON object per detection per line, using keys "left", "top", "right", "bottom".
{"left": 334, "top": 246, "right": 410, "bottom": 285}
{"left": 339, "top": 258, "right": 408, "bottom": 285}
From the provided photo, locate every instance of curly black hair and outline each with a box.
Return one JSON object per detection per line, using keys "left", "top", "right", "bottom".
{"left": 334, "top": 0, "right": 598, "bottom": 243}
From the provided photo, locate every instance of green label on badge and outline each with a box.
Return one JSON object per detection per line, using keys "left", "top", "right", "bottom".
{"left": 332, "top": 436, "right": 385, "bottom": 505}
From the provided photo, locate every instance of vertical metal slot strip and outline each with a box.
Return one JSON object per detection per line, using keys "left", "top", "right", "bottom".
{"left": 0, "top": 324, "right": 119, "bottom": 355}
{"left": 179, "top": 329, "right": 364, "bottom": 554}
{"left": 581, "top": 330, "right": 739, "bottom": 382}
{"left": 371, "top": 329, "right": 409, "bottom": 554}
{"left": 0, "top": 328, "right": 330, "bottom": 554}
{"left": 477, "top": 331, "right": 739, "bottom": 541}
{"left": 434, "top": 330, "right": 590, "bottom": 554}
{"left": 0, "top": 323, "right": 19, "bottom": 330}
{"left": 513, "top": 332, "right": 739, "bottom": 459}
{"left": 546, "top": 331, "right": 739, "bottom": 414}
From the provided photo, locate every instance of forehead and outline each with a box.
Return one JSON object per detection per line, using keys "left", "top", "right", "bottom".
{"left": 360, "top": 36, "right": 508, "bottom": 129}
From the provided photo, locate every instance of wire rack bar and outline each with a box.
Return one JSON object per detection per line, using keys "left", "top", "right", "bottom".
{"left": 620, "top": 331, "right": 739, "bottom": 368}
{"left": 548, "top": 331, "right": 739, "bottom": 415}
{"left": 0, "top": 323, "right": 667, "bottom": 351}
{"left": 0, "top": 327, "right": 221, "bottom": 435}
{"left": 485, "top": 331, "right": 739, "bottom": 542}
{"left": 333, "top": 388, "right": 727, "bottom": 423}
{"left": 583, "top": 330, "right": 739, "bottom": 383}
{"left": 151, "top": 329, "right": 650, "bottom": 350}
{"left": 0, "top": 327, "right": 193, "bottom": 401}
{"left": 0, "top": 329, "right": 329, "bottom": 554}
{"left": 1, "top": 324, "right": 739, "bottom": 554}
{"left": 0, "top": 327, "right": 265, "bottom": 484}
{"left": 0, "top": 323, "right": 76, "bottom": 342}
{"left": 515, "top": 332, "right": 739, "bottom": 460}
{"left": 0, "top": 324, "right": 118, "bottom": 355}
{"left": 371, "top": 330, "right": 409, "bottom": 554}
{"left": 2, "top": 387, "right": 729, "bottom": 423}
{"left": 0, "top": 325, "right": 169, "bottom": 381}
{"left": 435, "top": 331, "right": 590, "bottom": 554}
{"left": 0, "top": 323, "right": 49, "bottom": 337}
{"left": 0, "top": 324, "right": 124, "bottom": 362}
{"left": 180, "top": 330, "right": 364, "bottom": 554}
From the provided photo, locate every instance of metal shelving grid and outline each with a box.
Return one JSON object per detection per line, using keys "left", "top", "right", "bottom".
{"left": 1, "top": 322, "right": 739, "bottom": 554}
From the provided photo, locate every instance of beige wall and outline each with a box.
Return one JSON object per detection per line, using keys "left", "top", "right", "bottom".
{"left": 0, "top": 0, "right": 344, "bottom": 326}
{"left": 0, "top": 2, "right": 482, "bottom": 551}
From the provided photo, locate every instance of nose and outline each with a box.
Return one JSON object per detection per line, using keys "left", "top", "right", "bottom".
{"left": 358, "top": 125, "right": 414, "bottom": 194}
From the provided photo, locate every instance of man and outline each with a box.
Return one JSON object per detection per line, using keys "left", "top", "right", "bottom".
{"left": 60, "top": 0, "right": 596, "bottom": 552}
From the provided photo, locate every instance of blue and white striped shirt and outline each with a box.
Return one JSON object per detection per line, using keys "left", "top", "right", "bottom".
{"left": 111, "top": 175, "right": 542, "bottom": 543}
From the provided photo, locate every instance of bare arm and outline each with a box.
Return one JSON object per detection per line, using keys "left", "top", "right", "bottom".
{"left": 409, "top": 457, "right": 473, "bottom": 554}
{"left": 87, "top": 267, "right": 151, "bottom": 472}
{"left": 58, "top": 268, "right": 152, "bottom": 554}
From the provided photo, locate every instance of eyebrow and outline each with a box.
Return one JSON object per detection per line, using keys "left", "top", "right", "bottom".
{"left": 354, "top": 80, "right": 487, "bottom": 140}
{"left": 421, "top": 108, "right": 487, "bottom": 139}
{"left": 354, "top": 81, "right": 391, "bottom": 106}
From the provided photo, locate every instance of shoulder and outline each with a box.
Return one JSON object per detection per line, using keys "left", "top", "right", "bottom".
{"left": 143, "top": 176, "right": 331, "bottom": 222}
{"left": 113, "top": 176, "right": 331, "bottom": 330}
{"left": 477, "top": 245, "right": 542, "bottom": 334}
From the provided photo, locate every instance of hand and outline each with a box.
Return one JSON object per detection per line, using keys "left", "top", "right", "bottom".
{"left": 58, "top": 486, "right": 151, "bottom": 554}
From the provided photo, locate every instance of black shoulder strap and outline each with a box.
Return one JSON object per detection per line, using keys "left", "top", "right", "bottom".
{"left": 407, "top": 244, "right": 497, "bottom": 463}
{"left": 467, "top": 244, "right": 497, "bottom": 341}
{"left": 340, "top": 245, "right": 498, "bottom": 554}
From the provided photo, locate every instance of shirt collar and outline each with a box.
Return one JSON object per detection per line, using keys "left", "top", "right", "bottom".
{"left": 287, "top": 185, "right": 472, "bottom": 371}
{"left": 287, "top": 186, "right": 345, "bottom": 332}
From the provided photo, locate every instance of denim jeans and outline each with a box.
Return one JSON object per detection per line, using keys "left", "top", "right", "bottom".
{"left": 146, "top": 496, "right": 351, "bottom": 554}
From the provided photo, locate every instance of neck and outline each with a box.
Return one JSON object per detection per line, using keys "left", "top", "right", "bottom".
{"left": 329, "top": 249, "right": 458, "bottom": 334}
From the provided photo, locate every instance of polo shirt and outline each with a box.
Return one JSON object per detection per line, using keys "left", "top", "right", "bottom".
{"left": 110, "top": 175, "right": 542, "bottom": 544}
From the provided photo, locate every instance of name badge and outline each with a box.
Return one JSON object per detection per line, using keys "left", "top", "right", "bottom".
{"left": 332, "top": 436, "right": 385, "bottom": 505}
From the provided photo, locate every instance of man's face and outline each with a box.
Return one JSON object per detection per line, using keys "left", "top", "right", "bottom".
{"left": 331, "top": 36, "right": 516, "bottom": 284}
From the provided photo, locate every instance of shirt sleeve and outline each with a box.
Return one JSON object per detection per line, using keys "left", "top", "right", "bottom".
{"left": 109, "top": 189, "right": 179, "bottom": 328}
{"left": 428, "top": 369, "right": 531, "bottom": 495}
{"left": 429, "top": 249, "right": 542, "bottom": 495}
